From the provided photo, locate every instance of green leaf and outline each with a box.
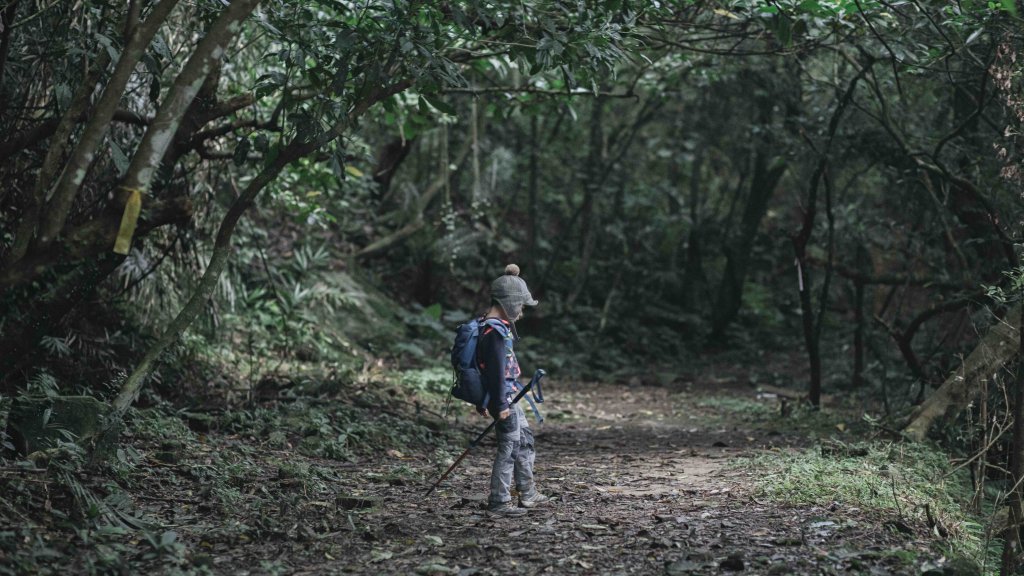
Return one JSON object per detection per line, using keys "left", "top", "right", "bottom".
{"left": 233, "top": 138, "right": 251, "bottom": 166}
{"left": 423, "top": 303, "right": 442, "bottom": 320}
{"left": 151, "top": 34, "right": 172, "bottom": 61}
{"left": 149, "top": 76, "right": 161, "bottom": 104}
{"left": 110, "top": 141, "right": 130, "bottom": 176}
{"left": 253, "top": 133, "right": 270, "bottom": 153}
{"left": 160, "top": 530, "right": 177, "bottom": 547}
{"left": 331, "top": 147, "right": 345, "bottom": 180}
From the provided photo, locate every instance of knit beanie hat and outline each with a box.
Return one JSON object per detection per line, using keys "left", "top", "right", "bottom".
{"left": 490, "top": 264, "right": 538, "bottom": 320}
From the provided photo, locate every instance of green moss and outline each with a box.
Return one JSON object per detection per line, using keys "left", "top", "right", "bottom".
{"left": 695, "top": 396, "right": 775, "bottom": 418}
{"left": 128, "top": 409, "right": 197, "bottom": 444}
{"left": 7, "top": 395, "right": 109, "bottom": 454}
{"left": 739, "top": 442, "right": 995, "bottom": 571}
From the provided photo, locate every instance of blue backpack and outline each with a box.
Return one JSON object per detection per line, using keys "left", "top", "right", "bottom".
{"left": 450, "top": 318, "right": 508, "bottom": 406}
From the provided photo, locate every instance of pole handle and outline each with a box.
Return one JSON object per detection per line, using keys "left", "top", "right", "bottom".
{"left": 469, "top": 369, "right": 544, "bottom": 447}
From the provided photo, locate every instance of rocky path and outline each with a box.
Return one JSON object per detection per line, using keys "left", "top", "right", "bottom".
{"left": 301, "top": 382, "right": 944, "bottom": 575}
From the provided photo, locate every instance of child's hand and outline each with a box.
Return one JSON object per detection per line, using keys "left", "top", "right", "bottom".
{"left": 498, "top": 409, "right": 511, "bottom": 420}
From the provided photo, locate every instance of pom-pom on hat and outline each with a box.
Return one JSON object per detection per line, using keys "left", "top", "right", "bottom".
{"left": 490, "top": 263, "right": 538, "bottom": 319}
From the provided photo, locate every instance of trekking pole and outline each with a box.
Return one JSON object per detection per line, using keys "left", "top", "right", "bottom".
{"left": 423, "top": 369, "right": 546, "bottom": 496}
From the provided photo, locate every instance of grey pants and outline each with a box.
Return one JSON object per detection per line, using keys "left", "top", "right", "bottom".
{"left": 489, "top": 403, "right": 536, "bottom": 507}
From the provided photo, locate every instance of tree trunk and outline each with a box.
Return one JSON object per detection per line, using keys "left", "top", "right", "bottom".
{"left": 853, "top": 279, "right": 866, "bottom": 387}
{"left": 903, "top": 305, "right": 1022, "bottom": 441}
{"left": 852, "top": 244, "right": 872, "bottom": 388}
{"left": 0, "top": 0, "right": 22, "bottom": 110}
{"left": 795, "top": 255, "right": 821, "bottom": 406}
{"left": 788, "top": 62, "right": 869, "bottom": 405}
{"left": 807, "top": 166, "right": 837, "bottom": 407}
{"left": 354, "top": 135, "right": 471, "bottom": 260}
{"left": 527, "top": 115, "right": 539, "bottom": 260}
{"left": 111, "top": 80, "right": 411, "bottom": 420}
{"left": 373, "top": 137, "right": 416, "bottom": 195}
{"left": 710, "top": 150, "right": 786, "bottom": 340}
{"left": 0, "top": 0, "right": 257, "bottom": 381}
{"left": 111, "top": 159, "right": 287, "bottom": 416}
{"left": 1002, "top": 303, "right": 1024, "bottom": 575}
{"left": 566, "top": 97, "right": 605, "bottom": 309}
{"left": 682, "top": 150, "right": 707, "bottom": 311}
{"left": 31, "top": 0, "right": 182, "bottom": 249}
{"left": 4, "top": 49, "right": 112, "bottom": 267}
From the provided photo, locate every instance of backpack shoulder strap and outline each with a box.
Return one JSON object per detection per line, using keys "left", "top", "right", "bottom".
{"left": 481, "top": 318, "right": 511, "bottom": 338}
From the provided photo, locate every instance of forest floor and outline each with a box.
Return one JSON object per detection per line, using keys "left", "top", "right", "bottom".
{"left": 2, "top": 361, "right": 988, "bottom": 575}
{"left": 302, "top": 379, "right": 977, "bottom": 576}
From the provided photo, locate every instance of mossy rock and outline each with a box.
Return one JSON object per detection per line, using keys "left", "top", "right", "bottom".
{"left": 922, "top": 557, "right": 982, "bottom": 576}
{"left": 6, "top": 395, "right": 113, "bottom": 456}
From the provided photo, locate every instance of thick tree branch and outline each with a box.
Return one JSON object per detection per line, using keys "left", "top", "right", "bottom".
{"left": 356, "top": 130, "right": 472, "bottom": 260}
{"left": 4, "top": 50, "right": 111, "bottom": 267}
{"left": 0, "top": 110, "right": 152, "bottom": 164}
{"left": 111, "top": 78, "right": 413, "bottom": 419}
{"left": 905, "top": 305, "right": 1022, "bottom": 441}
{"left": 114, "top": 0, "right": 260, "bottom": 210}
{"left": 0, "top": 195, "right": 193, "bottom": 290}
{"left": 874, "top": 313, "right": 931, "bottom": 387}
{"left": 35, "top": 0, "right": 181, "bottom": 248}
{"left": 441, "top": 86, "right": 636, "bottom": 98}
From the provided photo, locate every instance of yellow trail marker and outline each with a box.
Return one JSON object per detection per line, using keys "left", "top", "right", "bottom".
{"left": 113, "top": 188, "right": 142, "bottom": 255}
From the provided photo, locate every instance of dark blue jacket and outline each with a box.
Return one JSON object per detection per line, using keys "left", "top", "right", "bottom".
{"left": 476, "top": 318, "right": 520, "bottom": 414}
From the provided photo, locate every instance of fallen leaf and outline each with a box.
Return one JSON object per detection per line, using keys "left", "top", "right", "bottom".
{"left": 370, "top": 549, "right": 393, "bottom": 563}
{"left": 666, "top": 559, "right": 702, "bottom": 574}
{"left": 720, "top": 553, "right": 745, "bottom": 571}
{"left": 415, "top": 563, "right": 457, "bottom": 575}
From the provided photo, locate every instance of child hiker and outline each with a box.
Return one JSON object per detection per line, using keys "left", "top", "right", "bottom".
{"left": 477, "top": 264, "right": 549, "bottom": 516}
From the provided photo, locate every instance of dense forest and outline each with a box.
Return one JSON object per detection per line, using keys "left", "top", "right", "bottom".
{"left": 3, "top": 0, "right": 1024, "bottom": 574}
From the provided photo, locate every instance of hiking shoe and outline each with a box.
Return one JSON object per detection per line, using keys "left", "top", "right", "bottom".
{"left": 487, "top": 502, "right": 527, "bottom": 517}
{"left": 518, "top": 492, "right": 550, "bottom": 508}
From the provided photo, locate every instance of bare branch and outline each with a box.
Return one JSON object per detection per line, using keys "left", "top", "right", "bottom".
{"left": 441, "top": 86, "right": 637, "bottom": 98}
{"left": 0, "top": 109, "right": 152, "bottom": 164}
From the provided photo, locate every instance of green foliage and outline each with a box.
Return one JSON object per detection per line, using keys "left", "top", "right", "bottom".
{"left": 396, "top": 367, "right": 451, "bottom": 398}
{"left": 741, "top": 442, "right": 994, "bottom": 569}
{"left": 4, "top": 0, "right": 1024, "bottom": 570}
{"left": 130, "top": 410, "right": 197, "bottom": 445}
{"left": 695, "top": 395, "right": 775, "bottom": 419}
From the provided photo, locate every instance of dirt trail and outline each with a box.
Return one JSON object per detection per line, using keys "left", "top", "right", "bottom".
{"left": 300, "top": 382, "right": 939, "bottom": 575}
